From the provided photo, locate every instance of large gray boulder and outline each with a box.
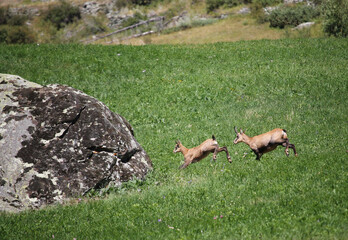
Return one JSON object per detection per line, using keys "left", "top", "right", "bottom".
{"left": 0, "top": 74, "right": 152, "bottom": 213}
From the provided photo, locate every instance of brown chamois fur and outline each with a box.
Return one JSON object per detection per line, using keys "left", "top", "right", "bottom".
{"left": 233, "top": 127, "right": 298, "bottom": 160}
{"left": 173, "top": 135, "right": 231, "bottom": 169}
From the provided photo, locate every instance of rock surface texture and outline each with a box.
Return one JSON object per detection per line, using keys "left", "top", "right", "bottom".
{"left": 293, "top": 22, "right": 315, "bottom": 30}
{"left": 0, "top": 74, "right": 152, "bottom": 213}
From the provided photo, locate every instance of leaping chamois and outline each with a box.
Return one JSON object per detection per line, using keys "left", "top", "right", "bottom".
{"left": 233, "top": 127, "right": 298, "bottom": 160}
{"left": 173, "top": 135, "right": 232, "bottom": 169}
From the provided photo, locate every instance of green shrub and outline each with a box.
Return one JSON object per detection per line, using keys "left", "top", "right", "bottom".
{"left": 7, "top": 14, "right": 27, "bottom": 26}
{"left": 312, "top": 0, "right": 324, "bottom": 4}
{"left": 0, "top": 28, "right": 7, "bottom": 42}
{"left": 206, "top": 0, "right": 251, "bottom": 12}
{"left": 115, "top": 0, "right": 165, "bottom": 8}
{"left": 251, "top": 0, "right": 283, "bottom": 24}
{"left": 322, "top": 0, "right": 348, "bottom": 37}
{"left": 115, "top": 0, "right": 131, "bottom": 8}
{"left": 269, "top": 4, "right": 320, "bottom": 28}
{"left": 252, "top": 0, "right": 282, "bottom": 7}
{"left": 43, "top": 1, "right": 81, "bottom": 30}
{"left": 115, "top": 0, "right": 158, "bottom": 8}
{"left": 53, "top": 15, "right": 107, "bottom": 43}
{"left": 0, "top": 7, "right": 27, "bottom": 26}
{"left": 83, "top": 16, "right": 106, "bottom": 35}
{"left": 121, "top": 12, "right": 147, "bottom": 28}
{"left": 131, "top": 0, "right": 153, "bottom": 5}
{"left": 0, "top": 7, "right": 10, "bottom": 25}
{"left": 163, "top": 1, "right": 186, "bottom": 19}
{"left": 0, "top": 25, "right": 35, "bottom": 44}
{"left": 251, "top": 3, "right": 270, "bottom": 23}
{"left": 206, "top": 0, "right": 225, "bottom": 12}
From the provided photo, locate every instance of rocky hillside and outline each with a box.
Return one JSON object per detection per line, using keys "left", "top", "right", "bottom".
{"left": 0, "top": 0, "right": 329, "bottom": 44}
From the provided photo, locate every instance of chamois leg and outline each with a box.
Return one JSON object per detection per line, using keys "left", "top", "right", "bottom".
{"left": 288, "top": 143, "right": 298, "bottom": 156}
{"left": 253, "top": 149, "right": 262, "bottom": 160}
{"left": 213, "top": 146, "right": 232, "bottom": 163}
{"left": 212, "top": 145, "right": 220, "bottom": 161}
{"left": 212, "top": 147, "right": 218, "bottom": 161}
{"left": 222, "top": 146, "right": 232, "bottom": 163}
{"left": 179, "top": 162, "right": 189, "bottom": 169}
{"left": 290, "top": 143, "right": 298, "bottom": 156}
{"left": 282, "top": 140, "right": 298, "bottom": 157}
{"left": 179, "top": 159, "right": 191, "bottom": 169}
{"left": 282, "top": 140, "right": 290, "bottom": 157}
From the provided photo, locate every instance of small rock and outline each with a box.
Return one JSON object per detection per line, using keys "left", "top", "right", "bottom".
{"left": 237, "top": 7, "right": 251, "bottom": 15}
{"left": 293, "top": 22, "right": 315, "bottom": 30}
{"left": 264, "top": 6, "right": 278, "bottom": 15}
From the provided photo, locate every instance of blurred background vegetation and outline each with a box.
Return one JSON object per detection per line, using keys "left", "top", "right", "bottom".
{"left": 0, "top": 0, "right": 346, "bottom": 45}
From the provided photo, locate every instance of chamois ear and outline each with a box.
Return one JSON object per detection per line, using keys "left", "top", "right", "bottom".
{"left": 176, "top": 140, "right": 181, "bottom": 145}
{"left": 240, "top": 129, "right": 244, "bottom": 134}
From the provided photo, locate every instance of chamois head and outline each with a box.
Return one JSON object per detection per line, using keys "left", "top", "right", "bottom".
{"left": 233, "top": 126, "right": 245, "bottom": 144}
{"left": 173, "top": 140, "right": 182, "bottom": 153}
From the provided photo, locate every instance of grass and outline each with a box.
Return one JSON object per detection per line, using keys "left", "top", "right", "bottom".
{"left": 0, "top": 38, "right": 347, "bottom": 239}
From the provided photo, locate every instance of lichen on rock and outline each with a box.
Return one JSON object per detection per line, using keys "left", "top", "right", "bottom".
{"left": 0, "top": 74, "right": 152, "bottom": 213}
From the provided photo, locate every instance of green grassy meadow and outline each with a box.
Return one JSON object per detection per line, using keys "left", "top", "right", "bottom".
{"left": 0, "top": 39, "right": 347, "bottom": 239}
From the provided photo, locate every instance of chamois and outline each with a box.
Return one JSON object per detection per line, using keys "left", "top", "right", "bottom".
{"left": 173, "top": 135, "right": 232, "bottom": 169}
{"left": 233, "top": 127, "right": 298, "bottom": 160}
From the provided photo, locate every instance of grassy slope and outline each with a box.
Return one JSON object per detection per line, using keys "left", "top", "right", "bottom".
{"left": 125, "top": 15, "right": 284, "bottom": 45}
{"left": 0, "top": 39, "right": 347, "bottom": 239}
